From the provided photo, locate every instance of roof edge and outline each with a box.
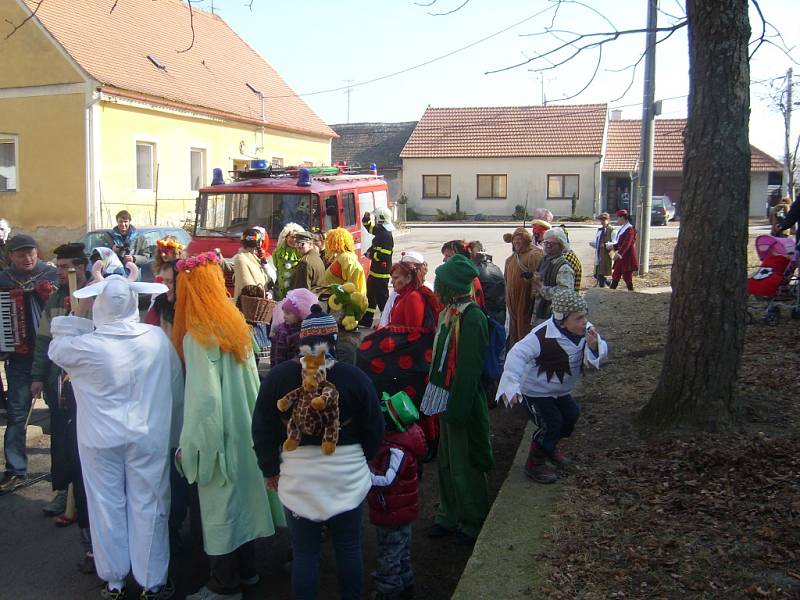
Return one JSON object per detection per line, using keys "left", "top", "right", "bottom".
{"left": 99, "top": 86, "right": 337, "bottom": 140}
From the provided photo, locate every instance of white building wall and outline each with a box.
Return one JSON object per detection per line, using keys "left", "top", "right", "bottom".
{"left": 402, "top": 156, "right": 601, "bottom": 217}
{"left": 748, "top": 172, "right": 769, "bottom": 217}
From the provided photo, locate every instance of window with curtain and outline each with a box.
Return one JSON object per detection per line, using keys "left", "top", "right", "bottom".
{"left": 190, "top": 148, "right": 205, "bottom": 191}
{"left": 136, "top": 142, "right": 155, "bottom": 190}
{"left": 0, "top": 136, "right": 18, "bottom": 192}
{"left": 476, "top": 174, "right": 507, "bottom": 198}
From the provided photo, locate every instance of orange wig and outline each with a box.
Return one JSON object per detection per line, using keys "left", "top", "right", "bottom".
{"left": 172, "top": 262, "right": 252, "bottom": 363}
{"left": 325, "top": 227, "right": 355, "bottom": 256}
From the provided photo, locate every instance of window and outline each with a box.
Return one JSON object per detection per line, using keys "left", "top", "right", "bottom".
{"left": 422, "top": 175, "right": 451, "bottom": 198}
{"left": 324, "top": 195, "right": 340, "bottom": 230}
{"left": 477, "top": 174, "right": 507, "bottom": 199}
{"left": 136, "top": 142, "right": 155, "bottom": 190}
{"left": 547, "top": 174, "right": 579, "bottom": 200}
{"left": 0, "top": 135, "right": 18, "bottom": 192}
{"left": 271, "top": 157, "right": 284, "bottom": 168}
{"left": 198, "top": 192, "right": 314, "bottom": 237}
{"left": 190, "top": 148, "right": 205, "bottom": 191}
{"left": 342, "top": 192, "right": 357, "bottom": 226}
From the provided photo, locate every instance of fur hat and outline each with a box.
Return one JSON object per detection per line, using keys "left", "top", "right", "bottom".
{"left": 551, "top": 288, "right": 588, "bottom": 321}
{"left": 503, "top": 227, "right": 532, "bottom": 244}
{"left": 543, "top": 227, "right": 570, "bottom": 252}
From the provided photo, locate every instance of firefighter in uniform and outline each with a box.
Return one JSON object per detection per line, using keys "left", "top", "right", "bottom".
{"left": 360, "top": 207, "right": 395, "bottom": 327}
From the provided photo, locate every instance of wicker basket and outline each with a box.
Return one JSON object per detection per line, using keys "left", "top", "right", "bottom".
{"left": 240, "top": 295, "right": 276, "bottom": 324}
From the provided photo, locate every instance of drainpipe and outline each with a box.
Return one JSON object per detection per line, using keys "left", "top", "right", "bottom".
{"left": 593, "top": 155, "right": 603, "bottom": 217}
{"left": 85, "top": 88, "right": 102, "bottom": 230}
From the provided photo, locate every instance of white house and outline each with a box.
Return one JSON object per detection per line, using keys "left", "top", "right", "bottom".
{"left": 400, "top": 105, "right": 608, "bottom": 217}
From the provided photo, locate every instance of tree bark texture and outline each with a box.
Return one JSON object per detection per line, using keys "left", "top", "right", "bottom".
{"left": 641, "top": 0, "right": 750, "bottom": 430}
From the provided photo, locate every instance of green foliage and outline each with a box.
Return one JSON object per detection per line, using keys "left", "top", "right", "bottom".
{"left": 513, "top": 204, "right": 529, "bottom": 220}
{"left": 405, "top": 206, "right": 421, "bottom": 221}
{"left": 436, "top": 209, "right": 468, "bottom": 221}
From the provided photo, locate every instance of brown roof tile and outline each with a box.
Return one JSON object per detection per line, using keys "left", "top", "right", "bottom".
{"left": 23, "top": 0, "right": 335, "bottom": 139}
{"left": 400, "top": 104, "right": 607, "bottom": 158}
{"left": 604, "top": 119, "right": 782, "bottom": 173}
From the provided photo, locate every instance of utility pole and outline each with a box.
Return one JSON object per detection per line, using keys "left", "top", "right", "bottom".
{"left": 344, "top": 80, "right": 353, "bottom": 124}
{"left": 783, "top": 67, "right": 793, "bottom": 197}
{"left": 637, "top": 0, "right": 658, "bottom": 276}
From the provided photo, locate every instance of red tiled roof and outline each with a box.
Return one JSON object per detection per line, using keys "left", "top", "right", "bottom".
{"left": 400, "top": 104, "right": 607, "bottom": 158}
{"left": 23, "top": 0, "right": 335, "bottom": 139}
{"left": 604, "top": 119, "right": 782, "bottom": 173}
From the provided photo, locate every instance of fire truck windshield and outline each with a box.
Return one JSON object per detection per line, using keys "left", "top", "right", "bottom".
{"left": 197, "top": 192, "right": 318, "bottom": 238}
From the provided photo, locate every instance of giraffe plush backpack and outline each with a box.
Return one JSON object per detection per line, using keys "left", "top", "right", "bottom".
{"left": 277, "top": 343, "right": 341, "bottom": 455}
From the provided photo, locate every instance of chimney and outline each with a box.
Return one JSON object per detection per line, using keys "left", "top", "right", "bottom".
{"left": 610, "top": 109, "right": 622, "bottom": 121}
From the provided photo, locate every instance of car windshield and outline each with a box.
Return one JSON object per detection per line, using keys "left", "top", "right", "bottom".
{"left": 81, "top": 231, "right": 113, "bottom": 252}
{"left": 653, "top": 197, "right": 671, "bottom": 209}
{"left": 134, "top": 229, "right": 191, "bottom": 259}
{"left": 196, "top": 192, "right": 319, "bottom": 238}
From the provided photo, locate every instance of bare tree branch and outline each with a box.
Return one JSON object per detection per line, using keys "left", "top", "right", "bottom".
{"left": 110, "top": 0, "right": 119, "bottom": 13}
{"left": 749, "top": 0, "right": 767, "bottom": 59}
{"left": 555, "top": 45, "right": 602, "bottom": 103}
{"left": 414, "top": 0, "right": 437, "bottom": 7}
{"left": 4, "top": 0, "right": 43, "bottom": 40}
{"left": 428, "top": 0, "right": 470, "bottom": 17}
{"left": 245, "top": 0, "right": 254, "bottom": 10}
{"left": 177, "top": 0, "right": 196, "bottom": 53}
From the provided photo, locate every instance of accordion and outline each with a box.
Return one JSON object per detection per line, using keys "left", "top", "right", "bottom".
{"left": 0, "top": 288, "right": 28, "bottom": 354}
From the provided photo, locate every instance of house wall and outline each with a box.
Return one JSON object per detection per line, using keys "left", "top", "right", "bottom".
{"left": 0, "top": 1, "right": 89, "bottom": 253}
{"left": 749, "top": 172, "right": 769, "bottom": 217}
{"left": 97, "top": 101, "right": 332, "bottom": 228}
{"left": 0, "top": 94, "right": 87, "bottom": 251}
{"left": 402, "top": 156, "right": 601, "bottom": 217}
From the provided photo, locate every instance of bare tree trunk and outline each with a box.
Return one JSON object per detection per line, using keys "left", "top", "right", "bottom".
{"left": 640, "top": 0, "right": 750, "bottom": 430}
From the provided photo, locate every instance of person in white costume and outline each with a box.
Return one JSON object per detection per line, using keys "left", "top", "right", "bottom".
{"left": 496, "top": 288, "right": 607, "bottom": 485}
{"left": 48, "top": 262, "right": 184, "bottom": 600}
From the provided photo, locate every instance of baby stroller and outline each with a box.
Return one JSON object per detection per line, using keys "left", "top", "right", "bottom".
{"left": 747, "top": 235, "right": 800, "bottom": 324}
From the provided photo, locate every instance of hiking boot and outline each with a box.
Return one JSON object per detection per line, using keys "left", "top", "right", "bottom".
{"left": 185, "top": 586, "right": 242, "bottom": 600}
{"left": 42, "top": 490, "right": 68, "bottom": 516}
{"left": 0, "top": 473, "right": 26, "bottom": 495}
{"left": 524, "top": 442, "right": 558, "bottom": 484}
{"left": 426, "top": 523, "right": 455, "bottom": 539}
{"left": 100, "top": 586, "right": 127, "bottom": 600}
{"left": 549, "top": 449, "right": 573, "bottom": 468}
{"left": 140, "top": 579, "right": 174, "bottom": 600}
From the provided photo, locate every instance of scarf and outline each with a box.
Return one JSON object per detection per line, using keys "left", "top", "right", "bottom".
{"left": 611, "top": 222, "right": 632, "bottom": 244}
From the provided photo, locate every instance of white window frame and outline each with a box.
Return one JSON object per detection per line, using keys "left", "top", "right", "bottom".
{"left": 0, "top": 134, "right": 19, "bottom": 192}
{"left": 190, "top": 147, "right": 206, "bottom": 191}
{"left": 271, "top": 156, "right": 284, "bottom": 168}
{"left": 135, "top": 141, "right": 156, "bottom": 191}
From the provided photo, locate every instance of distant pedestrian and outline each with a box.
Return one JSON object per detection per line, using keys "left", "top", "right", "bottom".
{"left": 360, "top": 208, "right": 395, "bottom": 327}
{"left": 368, "top": 391, "right": 427, "bottom": 600}
{"left": 497, "top": 288, "right": 607, "bottom": 484}
{"left": 590, "top": 213, "right": 614, "bottom": 287}
{"left": 606, "top": 209, "right": 638, "bottom": 290}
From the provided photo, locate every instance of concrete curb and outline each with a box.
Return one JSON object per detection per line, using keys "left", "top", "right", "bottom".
{"left": 452, "top": 421, "right": 562, "bottom": 599}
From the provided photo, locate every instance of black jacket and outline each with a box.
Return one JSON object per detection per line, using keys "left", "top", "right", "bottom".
{"left": 473, "top": 253, "right": 506, "bottom": 324}
{"left": 252, "top": 359, "right": 385, "bottom": 478}
{"left": 363, "top": 217, "right": 394, "bottom": 277}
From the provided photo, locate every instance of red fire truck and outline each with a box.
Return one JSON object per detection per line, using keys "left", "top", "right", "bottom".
{"left": 187, "top": 165, "right": 392, "bottom": 270}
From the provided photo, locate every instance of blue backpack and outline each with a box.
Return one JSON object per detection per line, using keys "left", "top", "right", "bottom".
{"left": 466, "top": 304, "right": 506, "bottom": 381}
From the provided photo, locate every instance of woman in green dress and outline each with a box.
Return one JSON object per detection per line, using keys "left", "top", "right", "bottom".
{"left": 172, "top": 251, "right": 285, "bottom": 600}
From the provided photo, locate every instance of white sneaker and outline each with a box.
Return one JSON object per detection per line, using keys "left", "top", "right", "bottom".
{"left": 185, "top": 586, "right": 242, "bottom": 600}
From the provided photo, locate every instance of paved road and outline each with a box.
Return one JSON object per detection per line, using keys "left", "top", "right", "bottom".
{"left": 397, "top": 222, "right": 770, "bottom": 280}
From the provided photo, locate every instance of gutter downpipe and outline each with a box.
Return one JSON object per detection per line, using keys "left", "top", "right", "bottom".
{"left": 85, "top": 87, "right": 102, "bottom": 231}
{"left": 593, "top": 155, "right": 603, "bottom": 217}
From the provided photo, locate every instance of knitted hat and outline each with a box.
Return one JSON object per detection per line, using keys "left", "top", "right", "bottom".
{"left": 381, "top": 391, "right": 419, "bottom": 432}
{"left": 551, "top": 288, "right": 588, "bottom": 320}
{"left": 300, "top": 304, "right": 338, "bottom": 346}
{"left": 434, "top": 253, "right": 478, "bottom": 293}
{"left": 272, "top": 288, "right": 320, "bottom": 334}
{"left": 543, "top": 227, "right": 570, "bottom": 252}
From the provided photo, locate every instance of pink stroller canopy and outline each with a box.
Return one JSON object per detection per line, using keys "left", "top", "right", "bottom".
{"left": 755, "top": 235, "right": 796, "bottom": 261}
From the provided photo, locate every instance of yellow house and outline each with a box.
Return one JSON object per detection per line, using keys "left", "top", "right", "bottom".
{"left": 0, "top": 0, "right": 335, "bottom": 250}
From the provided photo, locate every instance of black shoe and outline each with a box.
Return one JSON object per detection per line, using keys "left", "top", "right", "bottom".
{"left": 453, "top": 531, "right": 476, "bottom": 546}
{"left": 426, "top": 523, "right": 455, "bottom": 538}
{"left": 42, "top": 490, "right": 68, "bottom": 516}
{"left": 100, "top": 586, "right": 127, "bottom": 600}
{"left": 139, "top": 579, "right": 174, "bottom": 600}
{"left": 0, "top": 473, "right": 26, "bottom": 495}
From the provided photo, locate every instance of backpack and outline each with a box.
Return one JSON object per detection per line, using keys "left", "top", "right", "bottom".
{"left": 465, "top": 303, "right": 506, "bottom": 381}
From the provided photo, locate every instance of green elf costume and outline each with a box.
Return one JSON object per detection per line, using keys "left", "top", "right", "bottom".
{"left": 421, "top": 254, "right": 492, "bottom": 543}
{"left": 272, "top": 223, "right": 304, "bottom": 300}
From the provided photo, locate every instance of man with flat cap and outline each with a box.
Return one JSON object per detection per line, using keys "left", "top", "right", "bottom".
{"left": 291, "top": 229, "right": 326, "bottom": 294}
{"left": 30, "top": 245, "right": 93, "bottom": 542}
{"left": 0, "top": 234, "right": 58, "bottom": 494}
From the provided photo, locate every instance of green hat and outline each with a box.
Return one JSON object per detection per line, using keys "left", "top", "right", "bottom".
{"left": 381, "top": 391, "right": 419, "bottom": 432}
{"left": 434, "top": 254, "right": 479, "bottom": 293}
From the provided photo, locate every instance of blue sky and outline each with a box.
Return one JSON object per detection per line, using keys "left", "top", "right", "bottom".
{"left": 209, "top": 0, "right": 799, "bottom": 160}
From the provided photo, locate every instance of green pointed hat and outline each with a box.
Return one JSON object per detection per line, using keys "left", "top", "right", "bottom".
{"left": 381, "top": 391, "right": 419, "bottom": 432}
